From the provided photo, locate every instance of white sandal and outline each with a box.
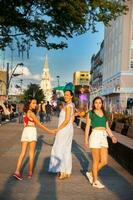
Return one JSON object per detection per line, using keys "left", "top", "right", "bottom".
{"left": 92, "top": 180, "right": 105, "bottom": 189}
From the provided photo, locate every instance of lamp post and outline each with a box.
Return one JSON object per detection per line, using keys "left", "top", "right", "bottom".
{"left": 20, "top": 79, "right": 23, "bottom": 94}
{"left": 7, "top": 62, "right": 24, "bottom": 95}
{"left": 56, "top": 75, "right": 60, "bottom": 87}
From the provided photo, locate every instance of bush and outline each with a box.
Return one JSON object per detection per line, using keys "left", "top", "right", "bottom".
{"left": 112, "top": 113, "right": 132, "bottom": 126}
{"left": 110, "top": 112, "right": 133, "bottom": 134}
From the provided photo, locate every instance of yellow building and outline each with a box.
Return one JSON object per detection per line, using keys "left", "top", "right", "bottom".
{"left": 73, "top": 71, "right": 91, "bottom": 86}
{"left": 0, "top": 70, "right": 7, "bottom": 95}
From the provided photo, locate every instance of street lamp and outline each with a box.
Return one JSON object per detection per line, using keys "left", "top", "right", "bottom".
{"left": 20, "top": 79, "right": 23, "bottom": 94}
{"left": 56, "top": 75, "right": 60, "bottom": 87}
{"left": 7, "top": 62, "right": 24, "bottom": 95}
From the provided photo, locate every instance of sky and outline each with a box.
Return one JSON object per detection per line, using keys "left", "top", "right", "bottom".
{"left": 0, "top": 23, "right": 104, "bottom": 93}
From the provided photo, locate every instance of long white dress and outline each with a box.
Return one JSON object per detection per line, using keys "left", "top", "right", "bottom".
{"left": 48, "top": 103, "right": 74, "bottom": 174}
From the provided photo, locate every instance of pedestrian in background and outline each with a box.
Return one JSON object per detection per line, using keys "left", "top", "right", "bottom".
{"left": 45, "top": 101, "right": 52, "bottom": 122}
{"left": 17, "top": 101, "right": 24, "bottom": 123}
{"left": 38, "top": 101, "right": 46, "bottom": 123}
{"left": 0, "top": 105, "right": 3, "bottom": 126}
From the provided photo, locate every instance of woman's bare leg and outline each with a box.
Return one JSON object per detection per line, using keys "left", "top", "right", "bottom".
{"left": 28, "top": 141, "right": 36, "bottom": 174}
{"left": 91, "top": 148, "right": 100, "bottom": 182}
{"left": 98, "top": 147, "right": 108, "bottom": 171}
{"left": 15, "top": 142, "right": 28, "bottom": 174}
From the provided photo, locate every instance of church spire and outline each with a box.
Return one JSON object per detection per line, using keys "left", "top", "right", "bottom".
{"left": 40, "top": 54, "right": 52, "bottom": 102}
{"left": 44, "top": 54, "right": 48, "bottom": 70}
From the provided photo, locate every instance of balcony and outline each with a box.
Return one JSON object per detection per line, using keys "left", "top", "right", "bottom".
{"left": 101, "top": 86, "right": 133, "bottom": 96}
{"left": 101, "top": 87, "right": 120, "bottom": 96}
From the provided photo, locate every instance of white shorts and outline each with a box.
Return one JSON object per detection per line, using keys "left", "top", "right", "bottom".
{"left": 89, "top": 129, "right": 108, "bottom": 148}
{"left": 21, "top": 127, "right": 37, "bottom": 142}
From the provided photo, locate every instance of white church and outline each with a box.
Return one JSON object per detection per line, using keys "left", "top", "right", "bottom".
{"left": 40, "top": 55, "right": 53, "bottom": 102}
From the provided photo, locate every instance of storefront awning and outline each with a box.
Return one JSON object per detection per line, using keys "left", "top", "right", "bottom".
{"left": 54, "top": 86, "right": 65, "bottom": 91}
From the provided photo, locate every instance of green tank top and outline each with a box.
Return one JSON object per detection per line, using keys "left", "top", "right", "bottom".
{"left": 89, "top": 111, "right": 107, "bottom": 128}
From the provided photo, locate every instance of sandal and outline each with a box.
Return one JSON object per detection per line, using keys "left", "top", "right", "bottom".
{"left": 58, "top": 172, "right": 66, "bottom": 180}
{"left": 66, "top": 174, "right": 71, "bottom": 178}
{"left": 28, "top": 172, "right": 33, "bottom": 179}
{"left": 57, "top": 172, "right": 60, "bottom": 177}
{"left": 58, "top": 173, "right": 71, "bottom": 180}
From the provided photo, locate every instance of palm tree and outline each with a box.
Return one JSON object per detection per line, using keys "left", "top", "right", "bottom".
{"left": 23, "top": 83, "right": 45, "bottom": 103}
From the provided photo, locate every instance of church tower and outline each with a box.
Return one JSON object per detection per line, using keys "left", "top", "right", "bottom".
{"left": 40, "top": 54, "right": 52, "bottom": 102}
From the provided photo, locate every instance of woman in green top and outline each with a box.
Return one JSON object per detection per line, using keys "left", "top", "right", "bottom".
{"left": 85, "top": 96, "right": 117, "bottom": 189}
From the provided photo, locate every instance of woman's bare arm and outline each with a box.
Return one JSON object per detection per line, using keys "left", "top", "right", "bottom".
{"left": 106, "top": 121, "right": 117, "bottom": 143}
{"left": 106, "top": 121, "right": 114, "bottom": 137}
{"left": 28, "top": 111, "right": 54, "bottom": 134}
{"left": 84, "top": 114, "right": 91, "bottom": 148}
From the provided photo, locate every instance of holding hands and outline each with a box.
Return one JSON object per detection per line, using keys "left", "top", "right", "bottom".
{"left": 47, "top": 129, "right": 57, "bottom": 134}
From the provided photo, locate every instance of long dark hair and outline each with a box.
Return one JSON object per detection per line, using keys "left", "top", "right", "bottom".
{"left": 92, "top": 96, "right": 106, "bottom": 117}
{"left": 23, "top": 98, "right": 36, "bottom": 114}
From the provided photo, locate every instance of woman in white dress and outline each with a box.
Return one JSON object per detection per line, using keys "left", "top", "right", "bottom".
{"left": 49, "top": 90, "right": 74, "bottom": 179}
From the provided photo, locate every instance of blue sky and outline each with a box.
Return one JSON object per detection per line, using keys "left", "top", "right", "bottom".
{"left": 0, "top": 23, "right": 104, "bottom": 90}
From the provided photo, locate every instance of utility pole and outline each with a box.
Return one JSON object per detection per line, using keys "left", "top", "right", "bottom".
{"left": 20, "top": 79, "right": 23, "bottom": 94}
{"left": 6, "top": 62, "right": 23, "bottom": 96}
{"left": 6, "top": 62, "right": 9, "bottom": 96}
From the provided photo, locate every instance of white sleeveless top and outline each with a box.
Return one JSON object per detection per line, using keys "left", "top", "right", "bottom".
{"left": 58, "top": 103, "right": 74, "bottom": 127}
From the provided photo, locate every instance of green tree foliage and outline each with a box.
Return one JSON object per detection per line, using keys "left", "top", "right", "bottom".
{"left": 57, "top": 96, "right": 65, "bottom": 102}
{"left": 23, "top": 83, "right": 45, "bottom": 103}
{"left": 0, "top": 0, "right": 128, "bottom": 50}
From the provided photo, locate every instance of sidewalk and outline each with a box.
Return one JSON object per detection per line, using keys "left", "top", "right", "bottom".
{"left": 0, "top": 116, "right": 133, "bottom": 200}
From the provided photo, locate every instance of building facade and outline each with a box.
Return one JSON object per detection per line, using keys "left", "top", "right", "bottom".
{"left": 0, "top": 70, "right": 7, "bottom": 95}
{"left": 40, "top": 55, "right": 53, "bottom": 102}
{"left": 73, "top": 71, "right": 90, "bottom": 86}
{"left": 102, "top": 0, "right": 133, "bottom": 112}
{"left": 73, "top": 71, "right": 91, "bottom": 98}
{"left": 73, "top": 71, "right": 91, "bottom": 108}
{"left": 90, "top": 41, "right": 104, "bottom": 105}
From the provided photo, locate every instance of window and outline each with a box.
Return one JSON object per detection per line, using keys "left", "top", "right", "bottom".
{"left": 130, "top": 60, "right": 133, "bottom": 68}
{"left": 131, "top": 40, "right": 133, "bottom": 49}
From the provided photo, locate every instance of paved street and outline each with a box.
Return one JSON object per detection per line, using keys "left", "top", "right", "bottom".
{"left": 0, "top": 117, "right": 133, "bottom": 200}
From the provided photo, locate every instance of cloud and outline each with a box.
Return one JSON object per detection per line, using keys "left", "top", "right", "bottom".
{"left": 11, "top": 65, "right": 41, "bottom": 81}
{"left": 8, "top": 65, "right": 42, "bottom": 95}
{"left": 0, "top": 58, "right": 41, "bottom": 81}
{"left": 22, "top": 66, "right": 31, "bottom": 77}
{"left": 0, "top": 59, "right": 55, "bottom": 94}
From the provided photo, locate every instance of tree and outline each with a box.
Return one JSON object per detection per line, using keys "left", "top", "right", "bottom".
{"left": 57, "top": 96, "right": 65, "bottom": 102}
{"left": 23, "top": 83, "right": 45, "bottom": 103}
{"left": 0, "top": 0, "right": 128, "bottom": 50}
